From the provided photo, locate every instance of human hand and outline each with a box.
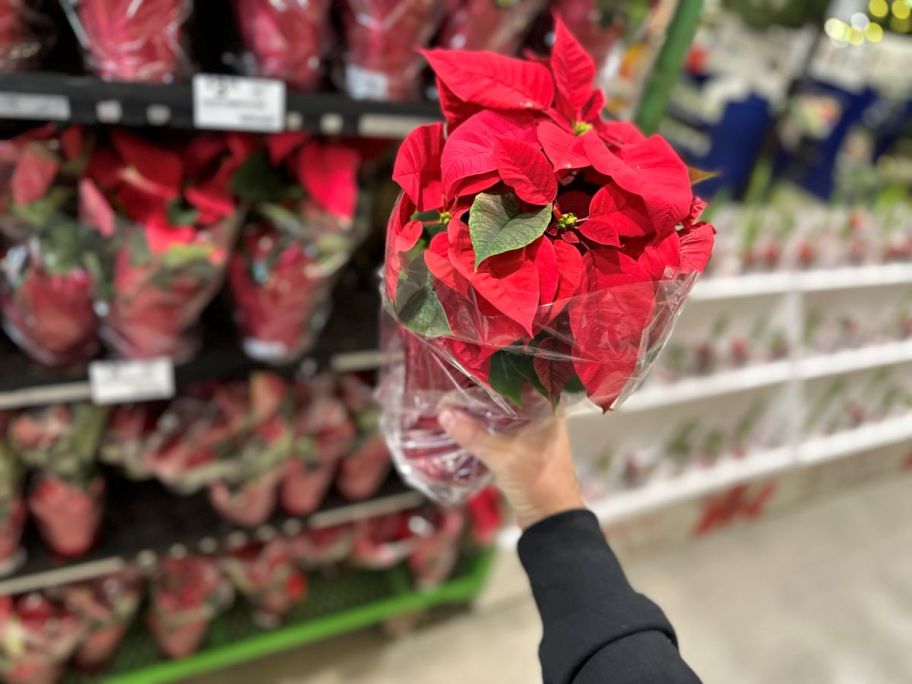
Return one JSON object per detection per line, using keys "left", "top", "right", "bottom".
{"left": 437, "top": 409, "right": 584, "bottom": 530}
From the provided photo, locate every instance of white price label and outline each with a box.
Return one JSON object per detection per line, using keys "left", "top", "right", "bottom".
{"left": 89, "top": 358, "right": 175, "bottom": 405}
{"left": 0, "top": 92, "right": 70, "bottom": 120}
{"left": 345, "top": 65, "right": 390, "bottom": 101}
{"left": 193, "top": 74, "right": 286, "bottom": 132}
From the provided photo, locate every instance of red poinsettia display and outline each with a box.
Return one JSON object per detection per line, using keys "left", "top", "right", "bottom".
{"left": 287, "top": 523, "right": 355, "bottom": 569}
{"left": 335, "top": 374, "right": 391, "bottom": 501}
{"left": 0, "top": 593, "right": 85, "bottom": 684}
{"left": 340, "top": 0, "right": 444, "bottom": 101}
{"left": 61, "top": 0, "right": 191, "bottom": 83}
{"left": 350, "top": 510, "right": 421, "bottom": 570}
{"left": 81, "top": 131, "right": 240, "bottom": 360}
{"left": 232, "top": 0, "right": 330, "bottom": 90}
{"left": 222, "top": 539, "right": 307, "bottom": 628}
{"left": 407, "top": 506, "right": 465, "bottom": 589}
{"left": 60, "top": 569, "right": 143, "bottom": 671}
{"left": 0, "top": 415, "right": 25, "bottom": 575}
{"left": 0, "top": 125, "right": 101, "bottom": 368}
{"left": 280, "top": 376, "right": 355, "bottom": 516}
{"left": 205, "top": 372, "right": 293, "bottom": 527}
{"left": 8, "top": 403, "right": 108, "bottom": 558}
{"left": 228, "top": 134, "right": 361, "bottom": 364}
{"left": 436, "top": 0, "right": 546, "bottom": 53}
{"left": 0, "top": 2, "right": 52, "bottom": 71}
{"left": 147, "top": 554, "right": 232, "bottom": 660}
{"left": 381, "top": 20, "right": 714, "bottom": 503}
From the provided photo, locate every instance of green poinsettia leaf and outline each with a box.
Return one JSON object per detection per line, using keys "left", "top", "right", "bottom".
{"left": 162, "top": 242, "right": 215, "bottom": 269}
{"left": 488, "top": 350, "right": 547, "bottom": 406}
{"left": 468, "top": 193, "right": 551, "bottom": 269}
{"left": 396, "top": 256, "right": 451, "bottom": 338}
{"left": 167, "top": 200, "right": 199, "bottom": 228}
{"left": 231, "top": 151, "right": 292, "bottom": 204}
{"left": 13, "top": 187, "right": 73, "bottom": 227}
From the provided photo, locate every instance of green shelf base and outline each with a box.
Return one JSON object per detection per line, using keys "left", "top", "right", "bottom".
{"left": 65, "top": 550, "right": 495, "bottom": 684}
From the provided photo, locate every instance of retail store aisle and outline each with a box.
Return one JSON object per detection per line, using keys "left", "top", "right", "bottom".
{"left": 187, "top": 472, "right": 912, "bottom": 684}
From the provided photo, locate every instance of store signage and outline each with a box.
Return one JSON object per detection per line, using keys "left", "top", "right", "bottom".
{"left": 193, "top": 74, "right": 286, "bottom": 132}
{"left": 89, "top": 358, "right": 175, "bottom": 405}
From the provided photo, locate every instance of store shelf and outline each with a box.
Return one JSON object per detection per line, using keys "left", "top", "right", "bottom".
{"left": 619, "top": 361, "right": 792, "bottom": 412}
{"left": 0, "top": 72, "right": 441, "bottom": 138}
{"left": 0, "top": 474, "right": 424, "bottom": 596}
{"left": 798, "top": 340, "right": 912, "bottom": 379}
{"left": 799, "top": 414, "right": 912, "bottom": 466}
{"left": 63, "top": 550, "right": 493, "bottom": 684}
{"left": 691, "top": 264, "right": 912, "bottom": 302}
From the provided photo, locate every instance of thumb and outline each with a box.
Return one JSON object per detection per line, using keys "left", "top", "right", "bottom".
{"left": 437, "top": 409, "right": 505, "bottom": 467}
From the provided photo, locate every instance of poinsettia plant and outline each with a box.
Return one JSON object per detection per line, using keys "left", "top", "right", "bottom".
{"left": 81, "top": 130, "right": 241, "bottom": 360}
{"left": 437, "top": 0, "right": 546, "bottom": 54}
{"left": 335, "top": 373, "right": 391, "bottom": 501}
{"left": 231, "top": 0, "right": 330, "bottom": 90}
{"left": 0, "top": 2, "right": 53, "bottom": 72}
{"left": 228, "top": 133, "right": 361, "bottom": 363}
{"left": 0, "top": 416, "right": 25, "bottom": 575}
{"left": 222, "top": 538, "right": 307, "bottom": 628}
{"left": 61, "top": 0, "right": 191, "bottom": 83}
{"left": 340, "top": 0, "right": 444, "bottom": 101}
{"left": 380, "top": 19, "right": 714, "bottom": 503}
{"left": 0, "top": 125, "right": 102, "bottom": 367}
{"left": 8, "top": 403, "right": 108, "bottom": 557}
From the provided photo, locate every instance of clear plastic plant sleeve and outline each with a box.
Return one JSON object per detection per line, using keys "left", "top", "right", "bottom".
{"left": 379, "top": 197, "right": 699, "bottom": 505}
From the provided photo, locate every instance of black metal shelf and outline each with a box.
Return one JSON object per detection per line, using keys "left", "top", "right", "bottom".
{"left": 0, "top": 471, "right": 423, "bottom": 596}
{"left": 0, "top": 72, "right": 441, "bottom": 138}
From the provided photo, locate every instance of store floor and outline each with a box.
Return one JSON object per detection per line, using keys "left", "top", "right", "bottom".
{"left": 188, "top": 473, "right": 912, "bottom": 684}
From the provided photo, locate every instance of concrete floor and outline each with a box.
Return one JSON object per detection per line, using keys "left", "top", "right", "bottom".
{"left": 187, "top": 472, "right": 912, "bottom": 684}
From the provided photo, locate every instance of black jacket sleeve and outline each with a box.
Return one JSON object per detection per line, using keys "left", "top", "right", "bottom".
{"left": 517, "top": 509, "right": 702, "bottom": 684}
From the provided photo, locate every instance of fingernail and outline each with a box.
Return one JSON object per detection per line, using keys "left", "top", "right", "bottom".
{"left": 439, "top": 409, "right": 457, "bottom": 430}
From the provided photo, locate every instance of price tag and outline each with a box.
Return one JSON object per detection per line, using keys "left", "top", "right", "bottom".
{"left": 193, "top": 74, "right": 286, "bottom": 132}
{"left": 89, "top": 358, "right": 175, "bottom": 405}
{"left": 0, "top": 92, "right": 70, "bottom": 120}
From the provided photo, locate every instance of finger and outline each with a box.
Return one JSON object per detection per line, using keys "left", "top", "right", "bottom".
{"left": 437, "top": 409, "right": 506, "bottom": 467}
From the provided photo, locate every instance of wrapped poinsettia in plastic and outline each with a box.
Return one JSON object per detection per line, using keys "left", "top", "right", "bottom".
{"left": 287, "top": 523, "right": 355, "bottom": 569}
{"left": 0, "top": 2, "right": 54, "bottom": 72}
{"left": 231, "top": 0, "right": 330, "bottom": 90}
{"left": 0, "top": 416, "right": 26, "bottom": 575}
{"left": 9, "top": 403, "right": 108, "bottom": 557}
{"left": 59, "top": 569, "right": 142, "bottom": 671}
{"left": 222, "top": 538, "right": 307, "bottom": 628}
{"left": 280, "top": 376, "right": 355, "bottom": 516}
{"left": 380, "top": 20, "right": 715, "bottom": 503}
{"left": 0, "top": 125, "right": 101, "bottom": 367}
{"left": 350, "top": 510, "right": 420, "bottom": 570}
{"left": 340, "top": 0, "right": 444, "bottom": 100}
{"left": 147, "top": 554, "right": 232, "bottom": 660}
{"left": 335, "top": 374, "right": 391, "bottom": 501}
{"left": 98, "top": 402, "right": 165, "bottom": 479}
{"left": 0, "top": 593, "right": 85, "bottom": 684}
{"left": 82, "top": 131, "right": 241, "bottom": 360}
{"left": 229, "top": 134, "right": 361, "bottom": 363}
{"left": 407, "top": 506, "right": 466, "bottom": 589}
{"left": 436, "top": 0, "right": 546, "bottom": 53}
{"left": 60, "top": 0, "right": 192, "bottom": 82}
{"left": 206, "top": 373, "right": 293, "bottom": 527}
{"left": 465, "top": 486, "right": 502, "bottom": 547}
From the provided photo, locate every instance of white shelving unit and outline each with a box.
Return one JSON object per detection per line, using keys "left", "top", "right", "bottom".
{"left": 546, "top": 265, "right": 912, "bottom": 541}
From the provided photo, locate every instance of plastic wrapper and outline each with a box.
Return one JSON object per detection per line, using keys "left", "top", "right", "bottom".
{"left": 0, "top": 594, "right": 85, "bottom": 684}
{"left": 436, "top": 0, "right": 545, "bottom": 53}
{"left": 0, "top": 2, "right": 54, "bottom": 72}
{"left": 0, "top": 126, "right": 99, "bottom": 367}
{"left": 335, "top": 374, "right": 391, "bottom": 500}
{"left": 223, "top": 539, "right": 307, "bottom": 628}
{"left": 231, "top": 0, "right": 330, "bottom": 90}
{"left": 83, "top": 131, "right": 241, "bottom": 360}
{"left": 98, "top": 403, "right": 165, "bottom": 479}
{"left": 59, "top": 569, "right": 142, "bottom": 671}
{"left": 228, "top": 136, "right": 361, "bottom": 364}
{"left": 287, "top": 523, "right": 355, "bottom": 569}
{"left": 203, "top": 373, "right": 293, "bottom": 527}
{"left": 340, "top": 0, "right": 444, "bottom": 100}
{"left": 0, "top": 421, "right": 25, "bottom": 575}
{"left": 147, "top": 555, "right": 232, "bottom": 660}
{"left": 407, "top": 507, "right": 465, "bottom": 589}
{"left": 61, "top": 0, "right": 192, "bottom": 83}
{"left": 350, "top": 511, "right": 420, "bottom": 570}
{"left": 8, "top": 403, "right": 108, "bottom": 557}
{"left": 280, "top": 377, "right": 355, "bottom": 516}
{"left": 381, "top": 31, "right": 714, "bottom": 503}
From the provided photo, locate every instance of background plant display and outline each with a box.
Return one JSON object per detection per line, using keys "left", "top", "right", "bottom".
{"left": 381, "top": 19, "right": 715, "bottom": 503}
